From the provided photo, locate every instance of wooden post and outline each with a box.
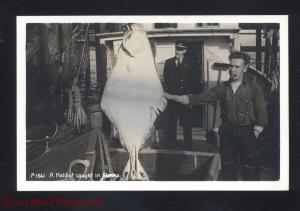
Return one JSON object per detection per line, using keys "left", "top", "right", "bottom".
{"left": 264, "top": 29, "right": 271, "bottom": 75}
{"left": 97, "top": 132, "right": 105, "bottom": 173}
{"left": 256, "top": 26, "right": 262, "bottom": 71}
{"left": 100, "top": 132, "right": 113, "bottom": 174}
{"left": 95, "top": 27, "right": 110, "bottom": 135}
{"left": 39, "top": 24, "right": 49, "bottom": 70}
{"left": 271, "top": 29, "right": 279, "bottom": 70}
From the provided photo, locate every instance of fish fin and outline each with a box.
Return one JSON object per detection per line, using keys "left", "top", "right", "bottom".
{"left": 156, "top": 96, "right": 167, "bottom": 113}
{"left": 149, "top": 96, "right": 167, "bottom": 120}
{"left": 121, "top": 44, "right": 135, "bottom": 58}
{"left": 122, "top": 30, "right": 143, "bottom": 57}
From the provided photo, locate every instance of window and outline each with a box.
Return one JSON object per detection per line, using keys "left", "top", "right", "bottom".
{"left": 196, "top": 23, "right": 220, "bottom": 28}
{"left": 105, "top": 23, "right": 119, "bottom": 32}
{"left": 154, "top": 23, "right": 177, "bottom": 29}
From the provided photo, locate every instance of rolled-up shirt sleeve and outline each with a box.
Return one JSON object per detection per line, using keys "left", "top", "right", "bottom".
{"left": 253, "top": 83, "right": 268, "bottom": 128}
{"left": 188, "top": 84, "right": 221, "bottom": 106}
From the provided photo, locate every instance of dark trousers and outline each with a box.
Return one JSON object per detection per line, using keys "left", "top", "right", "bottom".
{"left": 167, "top": 101, "right": 193, "bottom": 146}
{"left": 219, "top": 122, "right": 260, "bottom": 181}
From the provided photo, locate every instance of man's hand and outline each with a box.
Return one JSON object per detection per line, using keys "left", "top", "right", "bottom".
{"left": 253, "top": 129, "right": 261, "bottom": 138}
{"left": 163, "top": 92, "right": 189, "bottom": 105}
{"left": 163, "top": 92, "right": 172, "bottom": 100}
{"left": 253, "top": 126, "right": 263, "bottom": 138}
{"left": 253, "top": 130, "right": 259, "bottom": 138}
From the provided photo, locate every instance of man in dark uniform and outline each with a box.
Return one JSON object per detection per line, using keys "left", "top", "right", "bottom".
{"left": 164, "top": 51, "right": 268, "bottom": 180}
{"left": 163, "top": 41, "right": 199, "bottom": 149}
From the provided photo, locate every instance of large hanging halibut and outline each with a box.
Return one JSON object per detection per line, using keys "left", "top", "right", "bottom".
{"left": 101, "top": 24, "right": 166, "bottom": 180}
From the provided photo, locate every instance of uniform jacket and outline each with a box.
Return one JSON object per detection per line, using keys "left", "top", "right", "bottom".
{"left": 163, "top": 56, "right": 199, "bottom": 95}
{"left": 188, "top": 77, "right": 268, "bottom": 128}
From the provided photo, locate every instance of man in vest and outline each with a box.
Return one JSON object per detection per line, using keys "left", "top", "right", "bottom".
{"left": 163, "top": 41, "right": 199, "bottom": 149}
{"left": 164, "top": 51, "right": 268, "bottom": 180}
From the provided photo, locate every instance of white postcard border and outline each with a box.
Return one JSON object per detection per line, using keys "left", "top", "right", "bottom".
{"left": 17, "top": 15, "right": 289, "bottom": 191}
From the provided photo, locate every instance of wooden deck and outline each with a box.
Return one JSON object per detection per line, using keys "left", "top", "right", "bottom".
{"left": 26, "top": 129, "right": 220, "bottom": 181}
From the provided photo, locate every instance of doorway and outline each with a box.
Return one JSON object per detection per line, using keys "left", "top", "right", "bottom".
{"left": 177, "top": 41, "right": 206, "bottom": 140}
{"left": 153, "top": 39, "right": 206, "bottom": 141}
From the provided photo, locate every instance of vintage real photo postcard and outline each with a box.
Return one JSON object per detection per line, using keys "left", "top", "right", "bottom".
{"left": 17, "top": 15, "right": 289, "bottom": 191}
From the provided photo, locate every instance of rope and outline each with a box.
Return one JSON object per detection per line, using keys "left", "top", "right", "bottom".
{"left": 66, "top": 150, "right": 96, "bottom": 181}
{"left": 75, "top": 23, "right": 90, "bottom": 86}
{"left": 26, "top": 122, "right": 58, "bottom": 143}
{"left": 66, "top": 24, "right": 89, "bottom": 133}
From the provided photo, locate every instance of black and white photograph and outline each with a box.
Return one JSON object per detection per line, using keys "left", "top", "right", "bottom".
{"left": 17, "top": 16, "right": 288, "bottom": 191}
